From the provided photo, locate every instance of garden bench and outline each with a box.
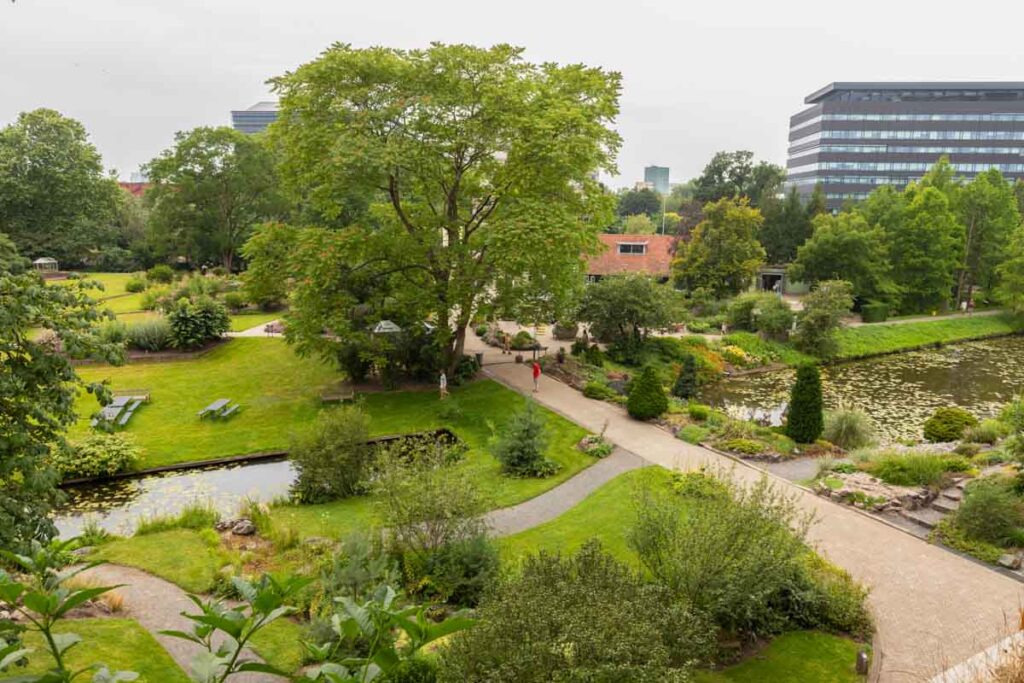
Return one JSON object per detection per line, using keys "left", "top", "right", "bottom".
{"left": 320, "top": 382, "right": 355, "bottom": 403}
{"left": 220, "top": 404, "right": 240, "bottom": 418}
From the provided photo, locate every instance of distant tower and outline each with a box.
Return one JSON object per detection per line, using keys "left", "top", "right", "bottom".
{"left": 644, "top": 165, "right": 670, "bottom": 194}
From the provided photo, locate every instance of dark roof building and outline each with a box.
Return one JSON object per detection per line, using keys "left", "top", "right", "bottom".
{"left": 586, "top": 234, "right": 674, "bottom": 281}
{"left": 231, "top": 101, "right": 279, "bottom": 134}
{"left": 786, "top": 82, "right": 1024, "bottom": 210}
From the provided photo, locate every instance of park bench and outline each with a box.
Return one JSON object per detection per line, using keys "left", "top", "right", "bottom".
{"left": 220, "top": 404, "right": 240, "bottom": 418}
{"left": 320, "top": 381, "right": 355, "bottom": 403}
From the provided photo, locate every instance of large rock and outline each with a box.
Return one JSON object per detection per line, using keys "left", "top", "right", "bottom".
{"left": 231, "top": 519, "right": 257, "bottom": 536}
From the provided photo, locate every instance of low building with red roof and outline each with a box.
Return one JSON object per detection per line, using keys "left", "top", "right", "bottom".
{"left": 586, "top": 233, "right": 675, "bottom": 282}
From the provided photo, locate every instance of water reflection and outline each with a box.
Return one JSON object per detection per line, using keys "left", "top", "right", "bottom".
{"left": 54, "top": 459, "right": 295, "bottom": 537}
{"left": 702, "top": 336, "right": 1024, "bottom": 443}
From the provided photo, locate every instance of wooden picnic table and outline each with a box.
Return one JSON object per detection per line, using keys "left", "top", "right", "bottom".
{"left": 198, "top": 398, "right": 230, "bottom": 418}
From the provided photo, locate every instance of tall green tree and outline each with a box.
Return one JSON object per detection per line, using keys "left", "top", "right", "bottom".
{"left": 673, "top": 197, "right": 766, "bottom": 297}
{"left": 622, "top": 213, "right": 656, "bottom": 234}
{"left": 578, "top": 274, "right": 677, "bottom": 358}
{"left": 786, "top": 364, "right": 824, "bottom": 443}
{"left": 955, "top": 169, "right": 1020, "bottom": 306}
{"left": 0, "top": 237, "right": 123, "bottom": 552}
{"left": 759, "top": 186, "right": 814, "bottom": 264}
{"left": 788, "top": 212, "right": 894, "bottom": 302}
{"left": 889, "top": 185, "right": 961, "bottom": 313}
{"left": 144, "top": 126, "right": 285, "bottom": 270}
{"left": 693, "top": 150, "right": 785, "bottom": 207}
{"left": 0, "top": 109, "right": 120, "bottom": 265}
{"left": 240, "top": 221, "right": 299, "bottom": 309}
{"left": 268, "top": 43, "right": 621, "bottom": 374}
{"left": 617, "top": 188, "right": 661, "bottom": 217}
{"left": 996, "top": 225, "right": 1024, "bottom": 315}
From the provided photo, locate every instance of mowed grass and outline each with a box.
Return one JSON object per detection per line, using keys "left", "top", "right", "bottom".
{"left": 54, "top": 272, "right": 136, "bottom": 299}
{"left": 71, "top": 338, "right": 341, "bottom": 468}
{"left": 274, "top": 379, "right": 592, "bottom": 537}
{"left": 21, "top": 618, "right": 189, "bottom": 681}
{"left": 834, "top": 314, "right": 1023, "bottom": 360}
{"left": 694, "top": 631, "right": 867, "bottom": 683}
{"left": 94, "top": 528, "right": 222, "bottom": 593}
{"left": 228, "top": 310, "right": 282, "bottom": 332}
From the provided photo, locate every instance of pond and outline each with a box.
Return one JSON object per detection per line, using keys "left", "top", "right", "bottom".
{"left": 702, "top": 335, "right": 1024, "bottom": 444}
{"left": 54, "top": 459, "right": 295, "bottom": 537}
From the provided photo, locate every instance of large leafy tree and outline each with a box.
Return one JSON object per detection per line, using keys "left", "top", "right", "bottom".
{"left": 673, "top": 197, "right": 766, "bottom": 297}
{"left": 955, "top": 169, "right": 1020, "bottom": 307}
{"left": 997, "top": 225, "right": 1024, "bottom": 315}
{"left": 0, "top": 109, "right": 120, "bottom": 265}
{"left": 759, "top": 186, "right": 814, "bottom": 264}
{"left": 268, "top": 43, "right": 621, "bottom": 374}
{"left": 0, "top": 234, "right": 122, "bottom": 552}
{"left": 144, "top": 126, "right": 285, "bottom": 270}
{"left": 578, "top": 274, "right": 678, "bottom": 356}
{"left": 889, "top": 185, "right": 961, "bottom": 313}
{"left": 788, "top": 212, "right": 894, "bottom": 302}
{"left": 617, "top": 188, "right": 661, "bottom": 217}
{"left": 693, "top": 150, "right": 785, "bottom": 208}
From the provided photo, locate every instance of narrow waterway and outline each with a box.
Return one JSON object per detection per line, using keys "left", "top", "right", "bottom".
{"left": 702, "top": 335, "right": 1024, "bottom": 443}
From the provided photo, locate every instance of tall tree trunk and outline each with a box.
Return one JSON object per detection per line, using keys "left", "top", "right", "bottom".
{"left": 223, "top": 250, "right": 233, "bottom": 272}
{"left": 449, "top": 325, "right": 467, "bottom": 375}
{"left": 955, "top": 216, "right": 977, "bottom": 307}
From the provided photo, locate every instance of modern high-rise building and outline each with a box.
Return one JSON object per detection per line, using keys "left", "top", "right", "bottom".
{"left": 643, "top": 165, "right": 670, "bottom": 194}
{"left": 230, "top": 101, "right": 279, "bottom": 134}
{"left": 786, "top": 82, "right": 1024, "bottom": 210}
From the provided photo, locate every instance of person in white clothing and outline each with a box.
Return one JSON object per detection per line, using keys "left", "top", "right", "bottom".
{"left": 439, "top": 372, "right": 448, "bottom": 399}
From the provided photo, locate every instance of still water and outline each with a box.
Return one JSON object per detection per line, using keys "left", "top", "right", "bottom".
{"left": 702, "top": 336, "right": 1024, "bottom": 444}
{"left": 54, "top": 459, "right": 295, "bottom": 537}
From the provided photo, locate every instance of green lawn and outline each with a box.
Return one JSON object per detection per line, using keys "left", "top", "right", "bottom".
{"left": 228, "top": 311, "right": 282, "bottom": 332}
{"left": 694, "top": 631, "right": 867, "bottom": 683}
{"left": 834, "top": 314, "right": 1023, "bottom": 360}
{"left": 250, "top": 617, "right": 307, "bottom": 673}
{"left": 71, "top": 338, "right": 341, "bottom": 468}
{"left": 21, "top": 618, "right": 189, "bottom": 681}
{"left": 94, "top": 528, "right": 223, "bottom": 593}
{"left": 55, "top": 272, "right": 137, "bottom": 298}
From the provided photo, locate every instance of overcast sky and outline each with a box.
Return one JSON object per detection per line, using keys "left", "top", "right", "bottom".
{"left": 3, "top": 0, "right": 1024, "bottom": 186}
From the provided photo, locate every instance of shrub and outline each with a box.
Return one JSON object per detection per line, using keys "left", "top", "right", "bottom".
{"left": 686, "top": 319, "right": 710, "bottom": 334}
{"left": 954, "top": 442, "right": 982, "bottom": 457}
{"left": 125, "top": 318, "right": 173, "bottom": 351}
{"left": 474, "top": 324, "right": 488, "bottom": 337}
{"left": 677, "top": 424, "right": 710, "bottom": 444}
{"left": 793, "top": 280, "right": 854, "bottom": 358}
{"left": 439, "top": 541, "right": 715, "bottom": 683}
{"left": 756, "top": 296, "right": 796, "bottom": 340}
{"left": 96, "top": 320, "right": 128, "bottom": 346}
{"left": 421, "top": 533, "right": 499, "bottom": 607}
{"left": 124, "top": 276, "right": 146, "bottom": 293}
{"left": 582, "top": 381, "right": 617, "bottom": 401}
{"left": 569, "top": 339, "right": 588, "bottom": 356}
{"left": 223, "top": 291, "right": 247, "bottom": 312}
{"left": 726, "top": 292, "right": 775, "bottom": 331}
{"left": 579, "top": 436, "right": 614, "bottom": 458}
{"left": 671, "top": 354, "right": 699, "bottom": 400}
{"left": 146, "top": 264, "right": 175, "bottom": 283}
{"left": 510, "top": 330, "right": 536, "bottom": 350}
{"left": 786, "top": 364, "right": 824, "bottom": 443}
{"left": 953, "top": 477, "right": 1024, "bottom": 547}
{"left": 726, "top": 292, "right": 793, "bottom": 339}
{"left": 167, "top": 295, "right": 230, "bottom": 349}
{"left": 627, "top": 366, "right": 668, "bottom": 420}
{"left": 923, "top": 406, "right": 978, "bottom": 443}
{"left": 964, "top": 419, "right": 1010, "bottom": 445}
{"left": 551, "top": 321, "right": 578, "bottom": 340}
{"left": 134, "top": 502, "right": 220, "bottom": 536}
{"left": 860, "top": 300, "right": 889, "bottom": 323}
{"left": 290, "top": 405, "right": 372, "bottom": 503}
{"left": 583, "top": 344, "right": 605, "bottom": 367}
{"left": 50, "top": 433, "right": 141, "bottom": 480}
{"left": 718, "top": 438, "right": 769, "bottom": 456}
{"left": 211, "top": 265, "right": 227, "bottom": 277}
{"left": 140, "top": 286, "right": 169, "bottom": 311}
{"left": 387, "top": 657, "right": 439, "bottom": 683}
{"left": 491, "top": 401, "right": 558, "bottom": 477}
{"left": 865, "top": 452, "right": 958, "bottom": 487}
{"left": 687, "top": 402, "right": 711, "bottom": 421}
{"left": 822, "top": 406, "right": 876, "bottom": 450}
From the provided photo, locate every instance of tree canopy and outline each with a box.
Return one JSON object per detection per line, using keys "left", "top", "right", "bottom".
{"left": 266, "top": 42, "right": 621, "bottom": 373}
{"left": 617, "top": 187, "right": 661, "bottom": 217}
{"left": 144, "top": 126, "right": 285, "bottom": 270}
{"left": 0, "top": 109, "right": 120, "bottom": 266}
{"left": 692, "top": 150, "right": 785, "bottom": 208}
{"left": 789, "top": 212, "right": 894, "bottom": 302}
{"left": 673, "top": 197, "right": 766, "bottom": 297}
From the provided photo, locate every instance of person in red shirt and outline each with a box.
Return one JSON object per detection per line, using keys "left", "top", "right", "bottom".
{"left": 532, "top": 361, "right": 541, "bottom": 392}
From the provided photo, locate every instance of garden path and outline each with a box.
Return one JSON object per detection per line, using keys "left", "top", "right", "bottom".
{"left": 226, "top": 319, "right": 281, "bottom": 337}
{"left": 844, "top": 308, "right": 1004, "bottom": 327}
{"left": 80, "top": 563, "right": 283, "bottom": 682}
{"left": 483, "top": 360, "right": 1024, "bottom": 683}
{"left": 485, "top": 447, "right": 647, "bottom": 535}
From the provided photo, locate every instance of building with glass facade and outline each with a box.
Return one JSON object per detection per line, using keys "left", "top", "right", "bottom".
{"left": 643, "top": 165, "right": 670, "bottom": 194}
{"left": 230, "top": 101, "right": 279, "bottom": 134}
{"left": 786, "top": 82, "right": 1024, "bottom": 210}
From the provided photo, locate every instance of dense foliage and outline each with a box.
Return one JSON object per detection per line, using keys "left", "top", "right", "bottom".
{"left": 793, "top": 280, "right": 854, "bottom": 358}
{"left": 290, "top": 405, "right": 372, "bottom": 503}
{"left": 577, "top": 274, "right": 678, "bottom": 361}
{"left": 671, "top": 354, "right": 698, "bottom": 399}
{"left": 673, "top": 197, "right": 766, "bottom": 298}
{"left": 789, "top": 212, "right": 894, "bottom": 302}
{"left": 50, "top": 433, "right": 141, "bottom": 480}
{"left": 923, "top": 406, "right": 978, "bottom": 443}
{"left": 490, "top": 401, "right": 558, "bottom": 477}
{"left": 440, "top": 541, "right": 715, "bottom": 683}
{"left": 627, "top": 366, "right": 669, "bottom": 420}
{"left": 166, "top": 295, "right": 230, "bottom": 349}
{"left": 692, "top": 150, "right": 786, "bottom": 208}
{"left": 786, "top": 364, "right": 824, "bottom": 443}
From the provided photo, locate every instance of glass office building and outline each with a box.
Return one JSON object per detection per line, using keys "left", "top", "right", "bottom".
{"left": 643, "top": 165, "right": 670, "bottom": 194}
{"left": 230, "top": 101, "right": 279, "bottom": 134}
{"left": 786, "top": 83, "right": 1024, "bottom": 210}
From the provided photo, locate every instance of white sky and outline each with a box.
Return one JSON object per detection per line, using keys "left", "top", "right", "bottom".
{"left": 2, "top": 0, "right": 1023, "bottom": 186}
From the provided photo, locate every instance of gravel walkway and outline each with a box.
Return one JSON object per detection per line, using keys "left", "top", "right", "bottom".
{"left": 485, "top": 447, "right": 647, "bottom": 536}
{"left": 81, "top": 564, "right": 283, "bottom": 682}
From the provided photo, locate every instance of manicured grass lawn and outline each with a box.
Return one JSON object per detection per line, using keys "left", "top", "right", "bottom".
{"left": 274, "top": 379, "right": 592, "bottom": 537}
{"left": 94, "top": 528, "right": 223, "bottom": 593}
{"left": 21, "top": 617, "right": 189, "bottom": 681}
{"left": 228, "top": 311, "right": 282, "bottom": 332}
{"left": 250, "top": 618, "right": 307, "bottom": 673}
{"left": 116, "top": 310, "right": 163, "bottom": 324}
{"left": 499, "top": 467, "right": 672, "bottom": 564}
{"left": 834, "top": 314, "right": 1023, "bottom": 360}
{"left": 71, "top": 338, "right": 341, "bottom": 468}
{"left": 55, "top": 272, "right": 136, "bottom": 299}
{"left": 694, "top": 631, "right": 867, "bottom": 683}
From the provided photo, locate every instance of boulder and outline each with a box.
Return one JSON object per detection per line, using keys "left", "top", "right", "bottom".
{"left": 231, "top": 519, "right": 257, "bottom": 536}
{"left": 998, "top": 554, "right": 1022, "bottom": 570}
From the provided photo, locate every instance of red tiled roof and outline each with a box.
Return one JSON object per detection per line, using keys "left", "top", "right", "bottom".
{"left": 118, "top": 182, "right": 151, "bottom": 197}
{"left": 586, "top": 234, "right": 675, "bottom": 277}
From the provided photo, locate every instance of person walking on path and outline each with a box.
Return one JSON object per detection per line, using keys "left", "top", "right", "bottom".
{"left": 502, "top": 332, "right": 511, "bottom": 355}
{"left": 439, "top": 371, "right": 448, "bottom": 400}
{"left": 532, "top": 361, "right": 541, "bottom": 392}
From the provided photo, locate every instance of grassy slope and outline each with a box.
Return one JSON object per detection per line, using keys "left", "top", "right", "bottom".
{"left": 694, "top": 631, "right": 866, "bottom": 683}
{"left": 21, "top": 618, "right": 190, "bottom": 681}
{"left": 71, "top": 338, "right": 340, "bottom": 468}
{"left": 94, "top": 529, "right": 222, "bottom": 593}
{"left": 834, "top": 314, "right": 1023, "bottom": 360}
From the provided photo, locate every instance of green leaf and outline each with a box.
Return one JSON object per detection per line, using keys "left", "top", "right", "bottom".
{"left": 51, "top": 631, "right": 82, "bottom": 656}
{"left": 54, "top": 585, "right": 122, "bottom": 619}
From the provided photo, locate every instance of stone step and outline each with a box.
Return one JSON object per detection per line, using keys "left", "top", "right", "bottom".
{"left": 932, "top": 497, "right": 961, "bottom": 514}
{"left": 900, "top": 507, "right": 947, "bottom": 530}
{"left": 941, "top": 488, "right": 963, "bottom": 502}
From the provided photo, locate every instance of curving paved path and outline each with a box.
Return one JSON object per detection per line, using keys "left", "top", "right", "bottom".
{"left": 81, "top": 564, "right": 282, "bottom": 682}
{"left": 482, "top": 361, "right": 1024, "bottom": 683}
